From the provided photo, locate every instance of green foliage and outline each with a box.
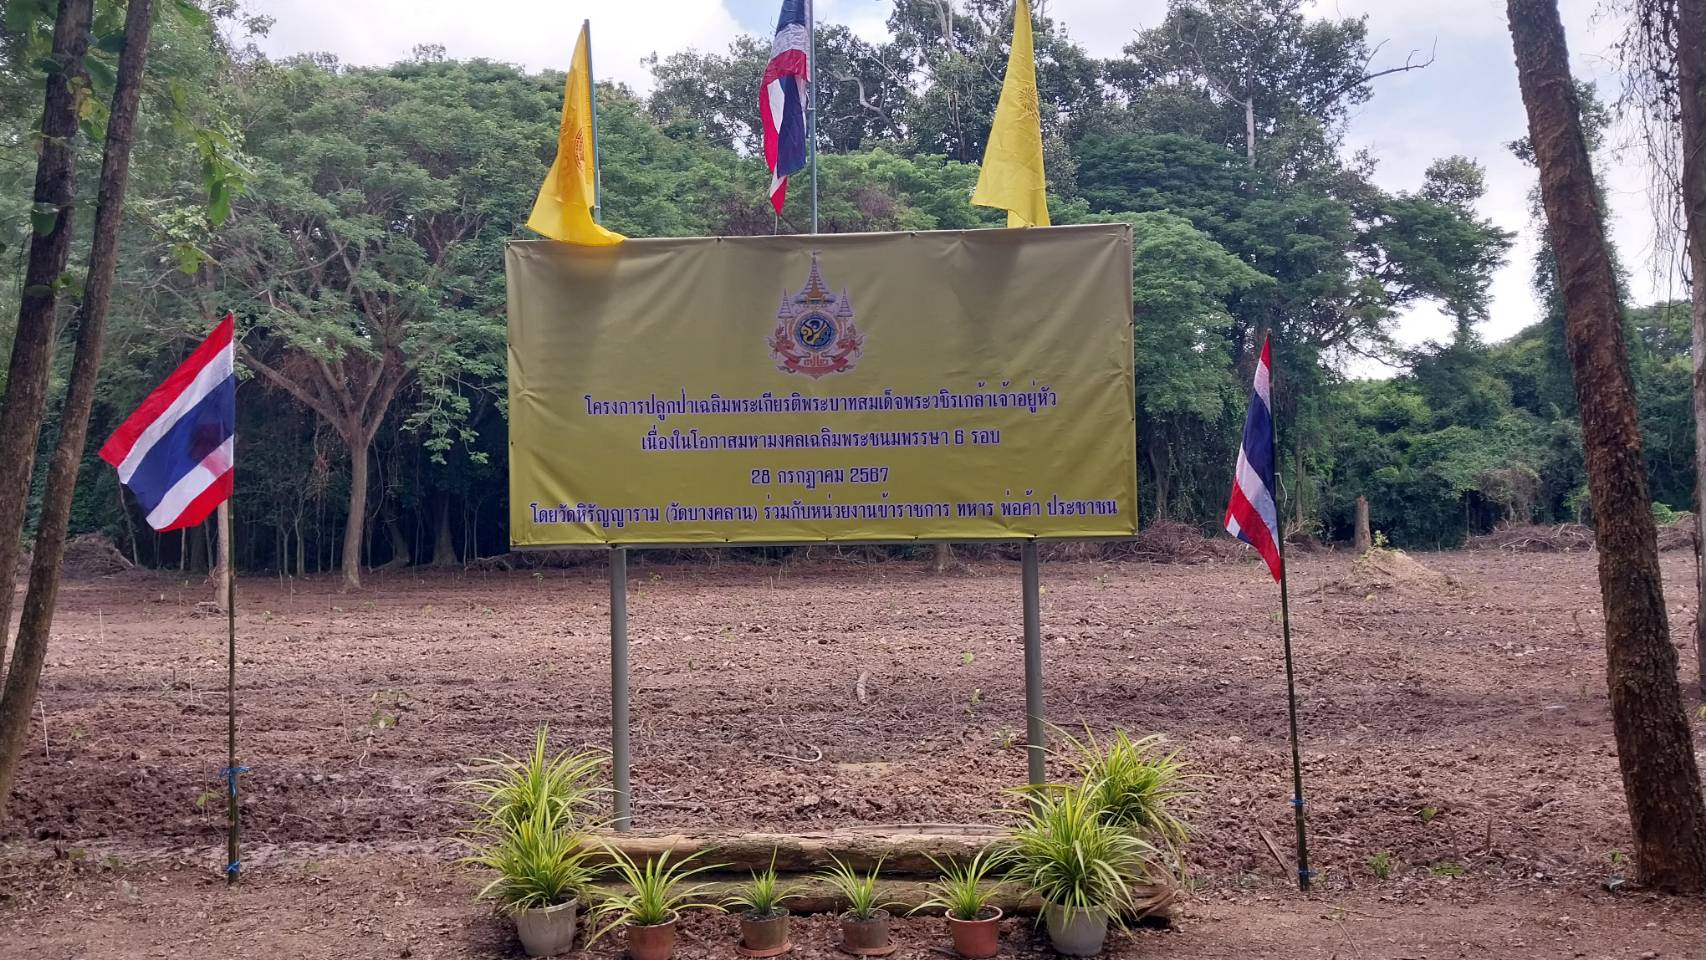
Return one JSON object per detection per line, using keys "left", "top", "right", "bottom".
{"left": 1059, "top": 728, "right": 1195, "bottom": 852}
{"left": 818, "top": 856, "right": 894, "bottom": 921}
{"left": 460, "top": 726, "right": 606, "bottom": 837}
{"left": 914, "top": 849, "right": 1008, "bottom": 921}
{"left": 463, "top": 804, "right": 600, "bottom": 913}
{"left": 724, "top": 856, "right": 799, "bottom": 919}
{"left": 1366, "top": 851, "right": 1394, "bottom": 881}
{"left": 1003, "top": 784, "right": 1159, "bottom": 917}
{"left": 590, "top": 848, "right": 724, "bottom": 935}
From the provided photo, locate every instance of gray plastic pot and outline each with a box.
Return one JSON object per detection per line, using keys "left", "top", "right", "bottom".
{"left": 514, "top": 898, "right": 579, "bottom": 957}
{"left": 1042, "top": 904, "right": 1109, "bottom": 957}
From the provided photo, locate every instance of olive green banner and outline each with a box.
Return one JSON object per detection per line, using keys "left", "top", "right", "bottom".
{"left": 506, "top": 225, "right": 1136, "bottom": 546}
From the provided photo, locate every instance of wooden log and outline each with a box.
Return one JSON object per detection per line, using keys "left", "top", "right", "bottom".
{"left": 588, "top": 827, "right": 1005, "bottom": 877}
{"left": 584, "top": 874, "right": 1177, "bottom": 926}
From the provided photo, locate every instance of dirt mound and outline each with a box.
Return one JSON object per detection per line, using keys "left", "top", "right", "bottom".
{"left": 1117, "top": 519, "right": 1244, "bottom": 564}
{"left": 53, "top": 533, "right": 134, "bottom": 578}
{"left": 1325, "top": 546, "right": 1459, "bottom": 596}
{"left": 1469, "top": 518, "right": 1696, "bottom": 554}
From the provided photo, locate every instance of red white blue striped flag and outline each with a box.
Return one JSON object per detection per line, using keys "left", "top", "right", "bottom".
{"left": 99, "top": 313, "right": 235, "bottom": 531}
{"left": 760, "top": 0, "right": 810, "bottom": 214}
{"left": 1224, "top": 334, "right": 1283, "bottom": 581}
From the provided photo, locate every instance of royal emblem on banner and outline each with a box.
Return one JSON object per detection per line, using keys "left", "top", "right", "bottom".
{"left": 770, "top": 251, "right": 864, "bottom": 378}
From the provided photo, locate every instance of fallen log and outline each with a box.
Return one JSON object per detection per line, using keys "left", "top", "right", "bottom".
{"left": 588, "top": 827, "right": 1004, "bottom": 877}
{"left": 584, "top": 874, "right": 1177, "bottom": 926}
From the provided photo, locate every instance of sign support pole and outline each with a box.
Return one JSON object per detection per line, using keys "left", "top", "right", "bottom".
{"left": 610, "top": 546, "right": 632, "bottom": 831}
{"left": 1021, "top": 540, "right": 1046, "bottom": 789}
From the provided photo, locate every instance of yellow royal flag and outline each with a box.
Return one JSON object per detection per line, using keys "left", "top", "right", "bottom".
{"left": 971, "top": 0, "right": 1050, "bottom": 228}
{"left": 527, "top": 22, "right": 623, "bottom": 246}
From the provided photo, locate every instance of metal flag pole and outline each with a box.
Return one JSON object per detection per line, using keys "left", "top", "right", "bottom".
{"left": 585, "top": 19, "right": 603, "bottom": 220}
{"left": 219, "top": 500, "right": 244, "bottom": 884}
{"left": 1269, "top": 341, "right": 1311, "bottom": 893}
{"left": 806, "top": 0, "right": 819, "bottom": 234}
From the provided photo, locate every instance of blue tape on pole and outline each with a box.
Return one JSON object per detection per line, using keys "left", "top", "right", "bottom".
{"left": 1290, "top": 796, "right": 1305, "bottom": 809}
{"left": 223, "top": 765, "right": 251, "bottom": 799}
{"left": 226, "top": 860, "right": 241, "bottom": 875}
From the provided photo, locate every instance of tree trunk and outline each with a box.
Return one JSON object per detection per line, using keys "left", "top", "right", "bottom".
{"left": 930, "top": 542, "right": 954, "bottom": 573}
{"left": 0, "top": 0, "right": 93, "bottom": 666}
{"left": 1354, "top": 496, "right": 1372, "bottom": 554}
{"left": 432, "top": 495, "right": 457, "bottom": 567}
{"left": 0, "top": 0, "right": 153, "bottom": 823}
{"left": 1146, "top": 440, "right": 1170, "bottom": 520}
{"left": 1243, "top": 96, "right": 1256, "bottom": 167}
{"left": 1675, "top": 0, "right": 1706, "bottom": 694}
{"left": 376, "top": 497, "right": 410, "bottom": 571}
{"left": 1508, "top": 0, "right": 1706, "bottom": 893}
{"left": 342, "top": 439, "right": 368, "bottom": 590}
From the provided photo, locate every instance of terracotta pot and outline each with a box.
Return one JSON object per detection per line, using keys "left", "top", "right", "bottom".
{"left": 626, "top": 913, "right": 679, "bottom": 960}
{"left": 738, "top": 907, "right": 791, "bottom": 956}
{"left": 513, "top": 898, "right": 579, "bottom": 957}
{"left": 946, "top": 906, "right": 1002, "bottom": 958}
{"left": 839, "top": 909, "right": 893, "bottom": 955}
{"left": 1042, "top": 904, "right": 1109, "bottom": 957}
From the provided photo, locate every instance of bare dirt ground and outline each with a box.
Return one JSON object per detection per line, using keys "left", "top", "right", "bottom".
{"left": 1, "top": 548, "right": 1703, "bottom": 959}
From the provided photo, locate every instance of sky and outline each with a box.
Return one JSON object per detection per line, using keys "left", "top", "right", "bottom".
{"left": 246, "top": 0, "right": 1665, "bottom": 371}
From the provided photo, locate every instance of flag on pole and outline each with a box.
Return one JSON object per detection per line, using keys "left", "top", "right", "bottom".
{"left": 99, "top": 313, "right": 236, "bottom": 532}
{"left": 1224, "top": 333, "right": 1283, "bottom": 581}
{"left": 761, "top": 0, "right": 811, "bottom": 214}
{"left": 971, "top": 0, "right": 1050, "bottom": 227}
{"left": 528, "top": 22, "right": 623, "bottom": 246}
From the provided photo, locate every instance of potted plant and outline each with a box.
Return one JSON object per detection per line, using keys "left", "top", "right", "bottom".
{"left": 1062, "top": 728, "right": 1194, "bottom": 853}
{"left": 914, "top": 848, "right": 1008, "bottom": 958}
{"left": 464, "top": 804, "right": 600, "bottom": 957}
{"left": 1005, "top": 784, "right": 1157, "bottom": 957}
{"left": 590, "top": 847, "right": 724, "bottom": 960}
{"left": 725, "top": 854, "right": 799, "bottom": 957}
{"left": 820, "top": 855, "right": 897, "bottom": 957}
{"left": 462, "top": 725, "right": 607, "bottom": 833}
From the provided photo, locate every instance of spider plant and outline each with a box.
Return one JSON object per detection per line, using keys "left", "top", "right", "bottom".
{"left": 589, "top": 847, "right": 725, "bottom": 938}
{"left": 461, "top": 725, "right": 606, "bottom": 836}
{"left": 724, "top": 855, "right": 799, "bottom": 919}
{"left": 819, "top": 855, "right": 894, "bottom": 920}
{"left": 1059, "top": 727, "right": 1195, "bottom": 850}
{"left": 1004, "top": 782, "right": 1158, "bottom": 919}
{"left": 463, "top": 804, "right": 601, "bottom": 913}
{"left": 913, "top": 848, "right": 1008, "bottom": 921}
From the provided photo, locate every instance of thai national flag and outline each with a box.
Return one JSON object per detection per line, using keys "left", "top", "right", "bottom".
{"left": 761, "top": 0, "right": 810, "bottom": 214}
{"left": 1224, "top": 333, "right": 1283, "bottom": 581}
{"left": 99, "top": 313, "right": 236, "bottom": 532}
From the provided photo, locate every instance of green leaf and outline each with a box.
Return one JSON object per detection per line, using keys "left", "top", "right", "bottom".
{"left": 168, "top": 0, "right": 212, "bottom": 31}
{"left": 171, "top": 243, "right": 204, "bottom": 275}
{"left": 30, "top": 202, "right": 60, "bottom": 236}
{"left": 3, "top": 0, "right": 50, "bottom": 36}
{"left": 54, "top": 272, "right": 84, "bottom": 298}
{"left": 33, "top": 55, "right": 61, "bottom": 76}
{"left": 95, "top": 31, "right": 127, "bottom": 55}
{"left": 85, "top": 55, "right": 117, "bottom": 94}
{"left": 207, "top": 180, "right": 232, "bottom": 226}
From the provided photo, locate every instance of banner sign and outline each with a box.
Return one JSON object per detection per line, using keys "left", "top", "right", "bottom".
{"left": 506, "top": 225, "right": 1137, "bottom": 546}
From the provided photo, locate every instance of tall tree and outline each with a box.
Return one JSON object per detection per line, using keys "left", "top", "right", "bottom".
{"left": 0, "top": 0, "right": 155, "bottom": 823}
{"left": 1508, "top": 0, "right": 1706, "bottom": 892}
{"left": 1619, "top": 0, "right": 1706, "bottom": 690}
{"left": 207, "top": 59, "right": 519, "bottom": 588}
{"left": 0, "top": 0, "right": 92, "bottom": 665}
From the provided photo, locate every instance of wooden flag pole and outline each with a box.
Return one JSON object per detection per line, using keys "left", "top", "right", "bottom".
{"left": 585, "top": 19, "right": 602, "bottom": 221}
{"left": 219, "top": 500, "right": 242, "bottom": 884}
{"left": 806, "top": 0, "right": 818, "bottom": 234}
{"left": 1269, "top": 339, "right": 1311, "bottom": 893}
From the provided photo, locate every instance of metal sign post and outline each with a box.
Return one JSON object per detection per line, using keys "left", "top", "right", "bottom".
{"left": 1021, "top": 541, "right": 1046, "bottom": 788}
{"left": 610, "top": 547, "right": 632, "bottom": 831}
